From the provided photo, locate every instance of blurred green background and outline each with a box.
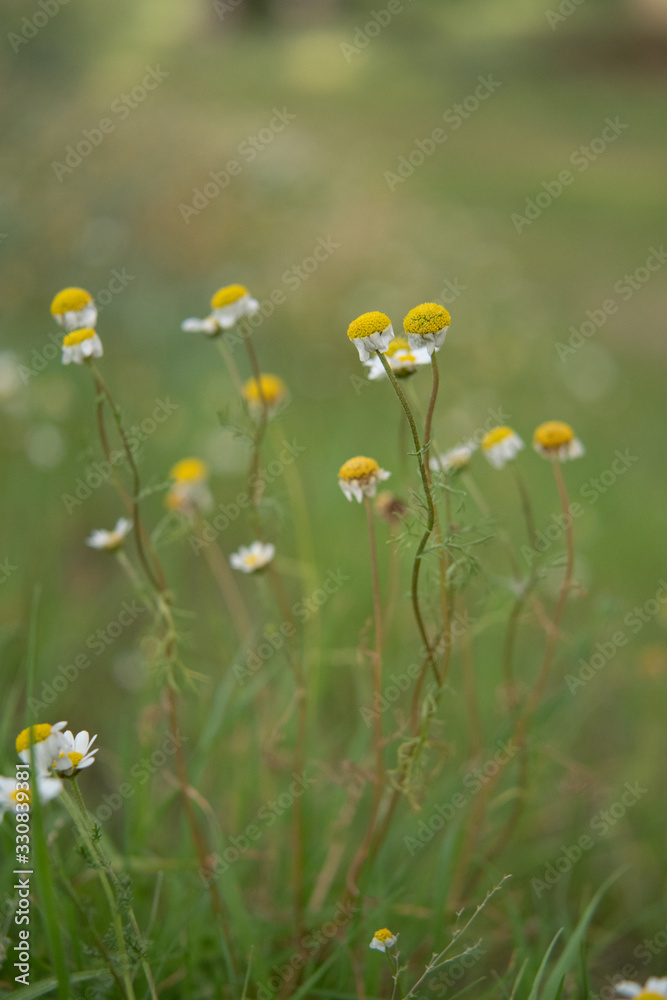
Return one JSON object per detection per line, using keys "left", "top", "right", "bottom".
{"left": 1, "top": 0, "right": 666, "bottom": 992}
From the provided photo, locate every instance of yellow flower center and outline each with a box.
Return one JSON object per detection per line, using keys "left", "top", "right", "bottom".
{"left": 243, "top": 374, "right": 286, "bottom": 406}
{"left": 67, "top": 751, "right": 84, "bottom": 768}
{"left": 373, "top": 928, "right": 394, "bottom": 942}
{"left": 385, "top": 337, "right": 410, "bottom": 357}
{"left": 16, "top": 724, "right": 53, "bottom": 754}
{"left": 170, "top": 458, "right": 208, "bottom": 483}
{"left": 482, "top": 426, "right": 514, "bottom": 450}
{"left": 11, "top": 788, "right": 31, "bottom": 804}
{"left": 403, "top": 302, "right": 451, "bottom": 335}
{"left": 211, "top": 284, "right": 247, "bottom": 309}
{"left": 534, "top": 421, "right": 575, "bottom": 449}
{"left": 50, "top": 287, "right": 92, "bottom": 315}
{"left": 339, "top": 456, "right": 379, "bottom": 481}
{"left": 62, "top": 328, "right": 96, "bottom": 347}
{"left": 347, "top": 311, "right": 391, "bottom": 341}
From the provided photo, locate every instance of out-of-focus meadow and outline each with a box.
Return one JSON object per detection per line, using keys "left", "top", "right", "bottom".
{"left": 1, "top": 0, "right": 666, "bottom": 996}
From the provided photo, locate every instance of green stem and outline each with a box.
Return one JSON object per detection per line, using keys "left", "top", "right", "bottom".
{"left": 376, "top": 351, "right": 439, "bottom": 684}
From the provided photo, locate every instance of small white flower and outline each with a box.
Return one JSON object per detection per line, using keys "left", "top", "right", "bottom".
{"left": 181, "top": 316, "right": 220, "bottom": 336}
{"left": 430, "top": 442, "right": 477, "bottom": 473}
{"left": 369, "top": 929, "right": 397, "bottom": 952}
{"left": 50, "top": 287, "right": 98, "bottom": 333}
{"left": 230, "top": 541, "right": 275, "bottom": 574}
{"left": 364, "top": 337, "right": 431, "bottom": 380}
{"left": 86, "top": 518, "right": 133, "bottom": 552}
{"left": 52, "top": 730, "right": 98, "bottom": 777}
{"left": 211, "top": 284, "right": 260, "bottom": 329}
{"left": 16, "top": 722, "right": 68, "bottom": 773}
{"left": 0, "top": 774, "right": 62, "bottom": 820}
{"left": 533, "top": 421, "right": 585, "bottom": 462}
{"left": 338, "top": 456, "right": 390, "bottom": 502}
{"left": 166, "top": 458, "right": 213, "bottom": 515}
{"left": 347, "top": 312, "right": 395, "bottom": 363}
{"left": 403, "top": 303, "right": 451, "bottom": 357}
{"left": 481, "top": 427, "right": 525, "bottom": 470}
{"left": 616, "top": 979, "right": 667, "bottom": 999}
{"left": 61, "top": 328, "right": 103, "bottom": 366}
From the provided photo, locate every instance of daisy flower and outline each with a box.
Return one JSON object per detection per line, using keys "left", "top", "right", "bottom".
{"left": 616, "top": 979, "right": 667, "bottom": 999}
{"left": 182, "top": 284, "right": 260, "bottom": 334}
{"left": 166, "top": 458, "right": 213, "bottom": 514}
{"left": 16, "top": 722, "right": 68, "bottom": 772}
{"left": 430, "top": 442, "right": 476, "bottom": 473}
{"left": 61, "top": 328, "right": 103, "bottom": 366}
{"left": 52, "top": 730, "right": 98, "bottom": 777}
{"left": 230, "top": 541, "right": 275, "bottom": 573}
{"left": 50, "top": 287, "right": 97, "bottom": 332}
{"left": 338, "top": 456, "right": 390, "bottom": 502}
{"left": 86, "top": 517, "right": 133, "bottom": 552}
{"left": 403, "top": 302, "right": 451, "bottom": 356}
{"left": 533, "top": 421, "right": 584, "bottom": 462}
{"left": 0, "top": 774, "right": 62, "bottom": 820}
{"left": 347, "top": 311, "right": 395, "bottom": 363}
{"left": 481, "top": 426, "right": 525, "bottom": 470}
{"left": 369, "top": 928, "right": 397, "bottom": 952}
{"left": 364, "top": 336, "right": 431, "bottom": 380}
{"left": 242, "top": 374, "right": 287, "bottom": 420}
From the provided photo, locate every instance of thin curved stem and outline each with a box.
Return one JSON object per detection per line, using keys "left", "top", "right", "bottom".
{"left": 376, "top": 351, "right": 439, "bottom": 684}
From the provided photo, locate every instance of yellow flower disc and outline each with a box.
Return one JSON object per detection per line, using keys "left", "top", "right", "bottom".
{"left": 482, "top": 426, "right": 515, "bottom": 450}
{"left": 211, "top": 284, "right": 247, "bottom": 309}
{"left": 170, "top": 457, "right": 208, "bottom": 482}
{"left": 403, "top": 303, "right": 451, "bottom": 335}
{"left": 16, "top": 724, "right": 53, "bottom": 754}
{"left": 62, "top": 328, "right": 96, "bottom": 346}
{"left": 338, "top": 456, "right": 380, "bottom": 481}
{"left": 534, "top": 421, "right": 575, "bottom": 450}
{"left": 243, "top": 374, "right": 287, "bottom": 407}
{"left": 50, "top": 287, "right": 92, "bottom": 315}
{"left": 347, "top": 312, "right": 391, "bottom": 341}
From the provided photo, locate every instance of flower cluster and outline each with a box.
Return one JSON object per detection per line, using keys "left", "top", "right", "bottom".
{"left": 1, "top": 722, "right": 99, "bottom": 820}
{"left": 50, "top": 287, "right": 103, "bottom": 365}
{"left": 348, "top": 303, "right": 451, "bottom": 370}
{"left": 182, "top": 284, "right": 260, "bottom": 336}
{"left": 429, "top": 422, "right": 585, "bottom": 475}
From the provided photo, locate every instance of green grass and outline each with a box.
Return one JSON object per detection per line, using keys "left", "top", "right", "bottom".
{"left": 1, "top": 3, "right": 666, "bottom": 998}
